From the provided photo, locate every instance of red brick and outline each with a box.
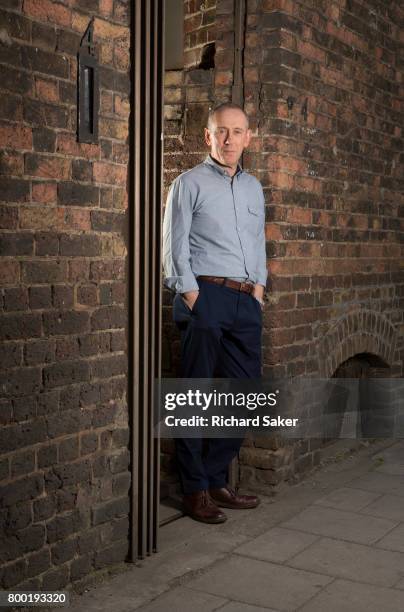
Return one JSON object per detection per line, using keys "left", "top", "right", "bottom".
{"left": 56, "top": 134, "right": 99, "bottom": 159}
{"left": 286, "top": 208, "right": 312, "bottom": 224}
{"left": 23, "top": 0, "right": 71, "bottom": 27}
{"left": 64, "top": 209, "right": 91, "bottom": 231}
{"left": 0, "top": 151, "right": 24, "bottom": 176}
{"left": 99, "top": 118, "right": 128, "bottom": 140}
{"left": 32, "top": 182, "right": 57, "bottom": 204}
{"left": 266, "top": 225, "right": 283, "bottom": 240}
{"left": 99, "top": 0, "right": 113, "bottom": 16}
{"left": 20, "top": 206, "right": 64, "bottom": 230}
{"left": 25, "top": 154, "right": 70, "bottom": 180}
{"left": 34, "top": 78, "right": 58, "bottom": 103}
{"left": 297, "top": 41, "right": 326, "bottom": 63}
{"left": 214, "top": 71, "right": 233, "bottom": 86}
{"left": 112, "top": 144, "right": 128, "bottom": 164}
{"left": 0, "top": 260, "right": 20, "bottom": 285}
{"left": 100, "top": 91, "right": 113, "bottom": 114}
{"left": 93, "top": 17, "right": 128, "bottom": 42}
{"left": 114, "top": 46, "right": 129, "bottom": 71}
{"left": 100, "top": 42, "right": 114, "bottom": 66}
{"left": 69, "top": 259, "right": 90, "bottom": 282}
{"left": 269, "top": 172, "right": 294, "bottom": 189}
{"left": 93, "top": 162, "right": 127, "bottom": 186}
{"left": 0, "top": 123, "right": 32, "bottom": 149}
{"left": 0, "top": 206, "right": 18, "bottom": 229}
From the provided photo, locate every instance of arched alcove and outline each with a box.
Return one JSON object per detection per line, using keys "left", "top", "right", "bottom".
{"left": 318, "top": 309, "right": 398, "bottom": 378}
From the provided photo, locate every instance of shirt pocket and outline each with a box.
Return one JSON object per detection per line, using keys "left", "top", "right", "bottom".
{"left": 247, "top": 204, "right": 264, "bottom": 236}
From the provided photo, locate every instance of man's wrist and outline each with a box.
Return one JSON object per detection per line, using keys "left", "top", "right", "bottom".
{"left": 253, "top": 283, "right": 265, "bottom": 299}
{"left": 181, "top": 290, "right": 199, "bottom": 299}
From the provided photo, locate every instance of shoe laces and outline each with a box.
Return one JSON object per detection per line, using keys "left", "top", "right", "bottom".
{"left": 225, "top": 486, "right": 237, "bottom": 498}
{"left": 201, "top": 490, "right": 215, "bottom": 507}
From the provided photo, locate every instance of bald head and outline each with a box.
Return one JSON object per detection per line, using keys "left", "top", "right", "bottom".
{"left": 207, "top": 103, "right": 249, "bottom": 132}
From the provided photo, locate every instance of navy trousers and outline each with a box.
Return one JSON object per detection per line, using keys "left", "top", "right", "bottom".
{"left": 172, "top": 278, "right": 262, "bottom": 494}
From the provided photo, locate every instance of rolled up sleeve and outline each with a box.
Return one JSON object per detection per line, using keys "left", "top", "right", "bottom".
{"left": 162, "top": 176, "right": 199, "bottom": 293}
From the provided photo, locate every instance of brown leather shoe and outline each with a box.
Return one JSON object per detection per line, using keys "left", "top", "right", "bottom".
{"left": 209, "top": 486, "right": 260, "bottom": 509}
{"left": 183, "top": 490, "right": 227, "bottom": 524}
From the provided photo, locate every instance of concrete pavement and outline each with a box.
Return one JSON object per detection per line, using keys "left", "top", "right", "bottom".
{"left": 62, "top": 439, "right": 404, "bottom": 612}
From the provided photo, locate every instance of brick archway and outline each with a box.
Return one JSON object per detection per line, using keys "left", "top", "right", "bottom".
{"left": 318, "top": 309, "right": 398, "bottom": 378}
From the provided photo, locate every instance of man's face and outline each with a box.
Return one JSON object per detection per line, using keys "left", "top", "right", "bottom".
{"left": 204, "top": 108, "right": 251, "bottom": 170}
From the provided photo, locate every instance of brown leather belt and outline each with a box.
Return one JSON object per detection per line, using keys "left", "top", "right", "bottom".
{"left": 197, "top": 275, "right": 255, "bottom": 295}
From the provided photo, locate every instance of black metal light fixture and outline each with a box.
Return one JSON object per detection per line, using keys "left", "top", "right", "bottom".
{"left": 77, "top": 17, "right": 99, "bottom": 143}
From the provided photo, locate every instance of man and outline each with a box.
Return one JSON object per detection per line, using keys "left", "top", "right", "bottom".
{"left": 162, "top": 102, "right": 267, "bottom": 523}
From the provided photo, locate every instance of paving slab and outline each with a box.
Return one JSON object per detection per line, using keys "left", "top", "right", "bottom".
{"left": 61, "top": 571, "right": 167, "bottom": 612}
{"left": 234, "top": 527, "right": 319, "bottom": 563}
{"left": 280, "top": 504, "right": 397, "bottom": 544}
{"left": 186, "top": 555, "right": 332, "bottom": 611}
{"left": 218, "top": 603, "right": 279, "bottom": 612}
{"left": 64, "top": 530, "right": 246, "bottom": 612}
{"left": 49, "top": 440, "right": 399, "bottom": 612}
{"left": 375, "top": 522, "right": 404, "bottom": 553}
{"left": 373, "top": 442, "right": 404, "bottom": 475}
{"left": 361, "top": 493, "right": 404, "bottom": 521}
{"left": 288, "top": 536, "right": 404, "bottom": 587}
{"left": 298, "top": 578, "right": 404, "bottom": 612}
{"left": 395, "top": 578, "right": 404, "bottom": 590}
{"left": 347, "top": 471, "right": 404, "bottom": 497}
{"left": 138, "top": 586, "right": 226, "bottom": 612}
{"left": 313, "top": 486, "right": 380, "bottom": 512}
{"left": 131, "top": 530, "right": 248, "bottom": 585}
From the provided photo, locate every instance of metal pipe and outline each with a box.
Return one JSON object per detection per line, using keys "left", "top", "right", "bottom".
{"left": 232, "top": 0, "right": 246, "bottom": 106}
{"left": 130, "top": 0, "right": 164, "bottom": 561}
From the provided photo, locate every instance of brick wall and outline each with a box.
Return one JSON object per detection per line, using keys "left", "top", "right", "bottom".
{"left": 254, "top": 0, "right": 404, "bottom": 382}
{"left": 0, "top": 0, "right": 130, "bottom": 590}
{"left": 240, "top": 0, "right": 404, "bottom": 487}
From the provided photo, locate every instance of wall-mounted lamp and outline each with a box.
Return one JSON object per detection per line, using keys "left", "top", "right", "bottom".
{"left": 77, "top": 17, "right": 99, "bottom": 143}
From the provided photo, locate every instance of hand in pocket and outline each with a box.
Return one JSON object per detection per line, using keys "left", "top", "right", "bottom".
{"left": 181, "top": 290, "right": 199, "bottom": 311}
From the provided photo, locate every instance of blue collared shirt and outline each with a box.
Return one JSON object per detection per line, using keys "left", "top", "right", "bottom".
{"left": 162, "top": 155, "right": 267, "bottom": 293}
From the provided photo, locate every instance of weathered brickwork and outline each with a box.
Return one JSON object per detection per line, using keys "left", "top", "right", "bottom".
{"left": 0, "top": 0, "right": 130, "bottom": 590}
{"left": 162, "top": 0, "right": 218, "bottom": 378}
{"left": 243, "top": 0, "right": 403, "bottom": 488}
{"left": 254, "top": 0, "right": 404, "bottom": 382}
{"left": 162, "top": 0, "right": 404, "bottom": 490}
{"left": 184, "top": 0, "right": 216, "bottom": 68}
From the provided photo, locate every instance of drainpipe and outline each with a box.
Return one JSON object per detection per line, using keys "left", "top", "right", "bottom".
{"left": 232, "top": 0, "right": 246, "bottom": 106}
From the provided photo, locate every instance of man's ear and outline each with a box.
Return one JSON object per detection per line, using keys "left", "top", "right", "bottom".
{"left": 244, "top": 128, "right": 252, "bottom": 148}
{"left": 204, "top": 127, "right": 211, "bottom": 147}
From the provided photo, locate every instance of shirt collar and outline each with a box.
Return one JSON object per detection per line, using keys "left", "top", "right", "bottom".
{"left": 203, "top": 154, "right": 243, "bottom": 178}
